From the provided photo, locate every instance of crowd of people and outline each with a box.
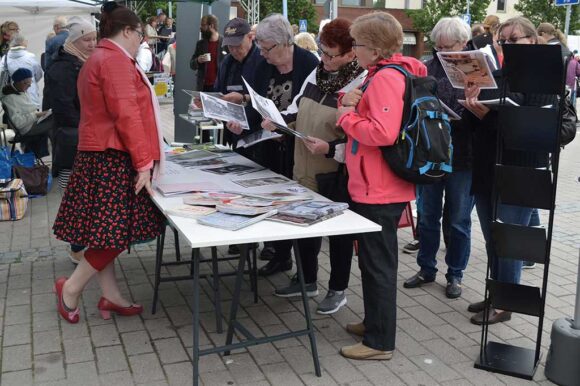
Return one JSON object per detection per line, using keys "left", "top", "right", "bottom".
{"left": 0, "top": 1, "right": 576, "bottom": 363}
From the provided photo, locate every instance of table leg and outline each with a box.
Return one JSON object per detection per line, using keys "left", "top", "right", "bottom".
{"left": 152, "top": 226, "right": 166, "bottom": 315}
{"left": 192, "top": 248, "right": 201, "bottom": 386}
{"left": 292, "top": 240, "right": 322, "bottom": 377}
{"left": 224, "top": 244, "right": 248, "bottom": 356}
{"left": 211, "top": 247, "right": 223, "bottom": 333}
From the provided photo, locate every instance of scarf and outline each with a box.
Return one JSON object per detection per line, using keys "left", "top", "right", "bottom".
{"left": 63, "top": 41, "right": 90, "bottom": 63}
{"left": 105, "top": 39, "right": 165, "bottom": 178}
{"left": 316, "top": 59, "right": 364, "bottom": 95}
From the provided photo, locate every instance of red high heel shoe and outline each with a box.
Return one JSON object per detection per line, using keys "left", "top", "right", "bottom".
{"left": 97, "top": 297, "right": 143, "bottom": 320}
{"left": 54, "top": 277, "right": 80, "bottom": 324}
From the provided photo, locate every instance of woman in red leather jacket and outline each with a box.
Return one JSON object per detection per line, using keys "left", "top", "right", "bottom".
{"left": 52, "top": 2, "right": 165, "bottom": 324}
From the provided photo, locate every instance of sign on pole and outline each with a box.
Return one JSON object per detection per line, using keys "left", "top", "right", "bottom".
{"left": 461, "top": 14, "right": 471, "bottom": 25}
{"left": 299, "top": 19, "right": 308, "bottom": 33}
{"left": 555, "top": 0, "right": 579, "bottom": 5}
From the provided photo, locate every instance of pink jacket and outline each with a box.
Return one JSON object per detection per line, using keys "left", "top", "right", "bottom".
{"left": 338, "top": 54, "right": 427, "bottom": 204}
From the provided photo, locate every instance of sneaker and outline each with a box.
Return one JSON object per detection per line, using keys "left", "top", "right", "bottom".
{"left": 522, "top": 261, "right": 536, "bottom": 269}
{"left": 316, "top": 290, "right": 347, "bottom": 315}
{"left": 445, "top": 278, "right": 462, "bottom": 299}
{"left": 274, "top": 274, "right": 318, "bottom": 298}
{"left": 402, "top": 240, "right": 420, "bottom": 254}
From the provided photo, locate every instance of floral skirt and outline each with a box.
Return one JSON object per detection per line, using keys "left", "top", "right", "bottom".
{"left": 53, "top": 149, "right": 164, "bottom": 249}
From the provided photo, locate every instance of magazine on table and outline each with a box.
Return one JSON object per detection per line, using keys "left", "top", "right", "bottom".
{"left": 166, "top": 205, "right": 216, "bottom": 219}
{"left": 216, "top": 202, "right": 279, "bottom": 216}
{"left": 238, "top": 190, "right": 313, "bottom": 203}
{"left": 201, "top": 164, "right": 265, "bottom": 176}
{"left": 266, "top": 211, "right": 343, "bottom": 227}
{"left": 178, "top": 158, "right": 228, "bottom": 168}
{"left": 236, "top": 129, "right": 283, "bottom": 149}
{"left": 167, "top": 149, "right": 220, "bottom": 162}
{"left": 200, "top": 92, "right": 249, "bottom": 130}
{"left": 197, "top": 210, "right": 278, "bottom": 231}
{"left": 232, "top": 176, "right": 293, "bottom": 188}
{"left": 156, "top": 181, "right": 222, "bottom": 196}
{"left": 278, "top": 201, "right": 349, "bottom": 220}
{"left": 436, "top": 50, "right": 497, "bottom": 89}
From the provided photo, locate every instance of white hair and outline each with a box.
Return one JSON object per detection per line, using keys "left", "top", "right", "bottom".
{"left": 430, "top": 17, "right": 471, "bottom": 45}
{"left": 10, "top": 33, "right": 27, "bottom": 47}
{"left": 256, "top": 14, "right": 294, "bottom": 45}
{"left": 54, "top": 16, "right": 68, "bottom": 28}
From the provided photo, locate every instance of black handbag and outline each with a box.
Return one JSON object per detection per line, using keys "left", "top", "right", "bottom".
{"left": 560, "top": 95, "right": 577, "bottom": 146}
{"left": 315, "top": 164, "right": 350, "bottom": 203}
{"left": 13, "top": 159, "right": 49, "bottom": 196}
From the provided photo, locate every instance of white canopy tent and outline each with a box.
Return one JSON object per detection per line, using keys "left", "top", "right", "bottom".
{"left": 0, "top": 0, "right": 100, "bottom": 60}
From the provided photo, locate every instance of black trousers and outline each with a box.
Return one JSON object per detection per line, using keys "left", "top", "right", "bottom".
{"left": 271, "top": 234, "right": 353, "bottom": 288}
{"left": 353, "top": 202, "right": 406, "bottom": 352}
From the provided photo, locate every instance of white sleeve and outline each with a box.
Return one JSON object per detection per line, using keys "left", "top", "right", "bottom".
{"left": 282, "top": 68, "right": 317, "bottom": 117}
{"left": 136, "top": 46, "right": 153, "bottom": 72}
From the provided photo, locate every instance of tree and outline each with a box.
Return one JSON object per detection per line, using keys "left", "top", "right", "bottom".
{"left": 515, "top": 0, "right": 580, "bottom": 34}
{"left": 406, "top": 0, "right": 491, "bottom": 42}
{"left": 259, "top": 0, "right": 319, "bottom": 33}
{"left": 135, "top": 1, "right": 177, "bottom": 23}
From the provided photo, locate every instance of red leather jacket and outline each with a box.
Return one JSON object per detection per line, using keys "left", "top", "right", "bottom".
{"left": 77, "top": 39, "right": 160, "bottom": 171}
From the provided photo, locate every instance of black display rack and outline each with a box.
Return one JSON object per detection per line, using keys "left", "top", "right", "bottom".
{"left": 474, "top": 44, "right": 568, "bottom": 380}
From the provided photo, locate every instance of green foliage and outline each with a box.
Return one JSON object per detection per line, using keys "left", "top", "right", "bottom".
{"left": 406, "top": 0, "right": 491, "bottom": 41}
{"left": 135, "top": 1, "right": 177, "bottom": 23}
{"left": 515, "top": 0, "right": 580, "bottom": 33}
{"left": 259, "top": 0, "right": 319, "bottom": 33}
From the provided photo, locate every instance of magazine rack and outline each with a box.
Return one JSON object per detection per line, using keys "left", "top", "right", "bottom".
{"left": 474, "top": 44, "right": 567, "bottom": 380}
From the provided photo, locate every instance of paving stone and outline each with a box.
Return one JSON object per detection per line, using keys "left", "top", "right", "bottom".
{"left": 63, "top": 337, "right": 94, "bottom": 364}
{"left": 33, "top": 330, "right": 62, "bottom": 355}
{"left": 97, "top": 370, "right": 135, "bottom": 386}
{"left": 163, "top": 362, "right": 193, "bottom": 386}
{"left": 96, "top": 345, "right": 129, "bottom": 374}
{"left": 153, "top": 337, "right": 188, "bottom": 364}
{"left": 128, "top": 353, "right": 165, "bottom": 384}
{"left": 3, "top": 323, "right": 31, "bottom": 346}
{"left": 33, "top": 352, "right": 65, "bottom": 382}
{"left": 2, "top": 344, "right": 31, "bottom": 372}
{"left": 90, "top": 324, "right": 121, "bottom": 347}
{"left": 121, "top": 330, "right": 153, "bottom": 356}
{"left": 1, "top": 369, "right": 33, "bottom": 386}
{"left": 66, "top": 361, "right": 100, "bottom": 386}
{"left": 4, "top": 304, "right": 31, "bottom": 326}
{"left": 6, "top": 288, "right": 31, "bottom": 307}
{"left": 144, "top": 318, "right": 177, "bottom": 340}
{"left": 32, "top": 311, "right": 59, "bottom": 332}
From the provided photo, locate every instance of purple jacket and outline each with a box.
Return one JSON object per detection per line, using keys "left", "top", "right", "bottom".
{"left": 566, "top": 58, "right": 580, "bottom": 90}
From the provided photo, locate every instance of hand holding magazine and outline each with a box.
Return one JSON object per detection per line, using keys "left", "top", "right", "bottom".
{"left": 436, "top": 50, "right": 497, "bottom": 90}
{"left": 200, "top": 92, "right": 250, "bottom": 130}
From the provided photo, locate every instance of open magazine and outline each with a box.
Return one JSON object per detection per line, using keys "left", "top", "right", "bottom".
{"left": 236, "top": 129, "right": 283, "bottom": 149}
{"left": 436, "top": 50, "right": 497, "bottom": 89}
{"left": 197, "top": 210, "right": 277, "bottom": 231}
{"left": 200, "top": 92, "right": 249, "bottom": 130}
{"left": 242, "top": 77, "right": 308, "bottom": 140}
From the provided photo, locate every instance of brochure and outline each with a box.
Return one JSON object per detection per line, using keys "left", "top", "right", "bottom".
{"left": 167, "top": 149, "right": 219, "bottom": 162}
{"left": 200, "top": 92, "right": 249, "bottom": 130}
{"left": 232, "top": 176, "right": 293, "bottom": 188}
{"left": 266, "top": 211, "right": 343, "bottom": 227}
{"left": 166, "top": 205, "right": 216, "bottom": 219}
{"left": 439, "top": 100, "right": 461, "bottom": 121}
{"left": 278, "top": 201, "right": 349, "bottom": 220}
{"left": 236, "top": 129, "right": 283, "bottom": 149}
{"left": 458, "top": 97, "right": 519, "bottom": 118}
{"left": 197, "top": 210, "right": 278, "bottom": 231}
{"left": 156, "top": 181, "right": 222, "bottom": 196}
{"left": 216, "top": 203, "right": 279, "bottom": 216}
{"left": 238, "top": 191, "right": 313, "bottom": 203}
{"left": 201, "top": 164, "right": 265, "bottom": 176}
{"left": 436, "top": 50, "right": 497, "bottom": 89}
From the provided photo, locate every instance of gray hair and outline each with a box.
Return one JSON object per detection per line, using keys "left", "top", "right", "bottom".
{"left": 256, "top": 13, "right": 294, "bottom": 46}
{"left": 430, "top": 17, "right": 471, "bottom": 45}
{"left": 10, "top": 33, "right": 27, "bottom": 47}
{"left": 54, "top": 16, "right": 68, "bottom": 28}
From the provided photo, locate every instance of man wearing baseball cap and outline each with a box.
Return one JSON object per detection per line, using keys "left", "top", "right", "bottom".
{"left": 215, "top": 17, "right": 264, "bottom": 145}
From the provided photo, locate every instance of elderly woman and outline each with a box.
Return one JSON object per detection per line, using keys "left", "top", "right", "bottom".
{"left": 294, "top": 32, "right": 319, "bottom": 59}
{"left": 0, "top": 21, "right": 19, "bottom": 57}
{"left": 336, "top": 12, "right": 426, "bottom": 360}
{"left": 52, "top": 2, "right": 165, "bottom": 324}
{"left": 463, "top": 16, "right": 557, "bottom": 325}
{"left": 403, "top": 17, "right": 474, "bottom": 299}
{"left": 262, "top": 18, "right": 365, "bottom": 314}
{"left": 226, "top": 13, "right": 318, "bottom": 271}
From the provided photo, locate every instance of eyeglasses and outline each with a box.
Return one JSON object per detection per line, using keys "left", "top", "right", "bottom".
{"left": 320, "top": 46, "right": 347, "bottom": 60}
{"left": 133, "top": 29, "right": 145, "bottom": 42}
{"left": 257, "top": 43, "right": 278, "bottom": 54}
{"left": 352, "top": 43, "right": 366, "bottom": 49}
{"left": 435, "top": 42, "right": 460, "bottom": 51}
{"left": 496, "top": 35, "right": 530, "bottom": 45}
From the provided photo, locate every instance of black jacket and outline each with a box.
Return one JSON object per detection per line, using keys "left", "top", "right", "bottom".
{"left": 242, "top": 45, "right": 318, "bottom": 177}
{"left": 426, "top": 52, "right": 472, "bottom": 171}
{"left": 43, "top": 47, "right": 83, "bottom": 174}
{"left": 189, "top": 37, "right": 227, "bottom": 91}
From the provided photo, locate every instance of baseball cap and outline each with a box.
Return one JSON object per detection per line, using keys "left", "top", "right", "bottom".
{"left": 222, "top": 18, "right": 251, "bottom": 47}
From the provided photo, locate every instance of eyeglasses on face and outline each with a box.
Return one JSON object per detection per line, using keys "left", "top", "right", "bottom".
{"left": 133, "top": 29, "right": 145, "bottom": 42}
{"left": 496, "top": 35, "right": 530, "bottom": 45}
{"left": 257, "top": 43, "right": 278, "bottom": 53}
{"left": 320, "top": 46, "right": 347, "bottom": 60}
{"left": 352, "top": 42, "right": 366, "bottom": 49}
{"left": 435, "top": 42, "right": 460, "bottom": 51}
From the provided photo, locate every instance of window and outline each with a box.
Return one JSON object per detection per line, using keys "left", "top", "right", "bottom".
{"left": 497, "top": 0, "right": 506, "bottom": 12}
{"left": 341, "top": 0, "right": 362, "bottom": 5}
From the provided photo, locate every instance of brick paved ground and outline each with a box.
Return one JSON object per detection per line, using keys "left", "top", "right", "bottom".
{"left": 0, "top": 104, "right": 577, "bottom": 385}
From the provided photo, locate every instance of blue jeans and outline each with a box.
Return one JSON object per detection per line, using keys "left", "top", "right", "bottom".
{"left": 475, "top": 193, "right": 533, "bottom": 284}
{"left": 417, "top": 171, "right": 475, "bottom": 280}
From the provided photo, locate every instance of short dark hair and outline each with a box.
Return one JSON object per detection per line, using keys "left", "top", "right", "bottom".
{"left": 319, "top": 18, "right": 353, "bottom": 54}
{"left": 202, "top": 15, "right": 218, "bottom": 29}
{"left": 99, "top": 1, "right": 141, "bottom": 39}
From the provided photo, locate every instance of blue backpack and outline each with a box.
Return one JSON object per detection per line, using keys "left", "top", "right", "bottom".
{"left": 360, "top": 64, "right": 453, "bottom": 184}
